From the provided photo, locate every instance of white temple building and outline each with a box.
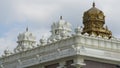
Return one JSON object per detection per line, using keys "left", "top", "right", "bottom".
{"left": 0, "top": 3, "right": 120, "bottom": 68}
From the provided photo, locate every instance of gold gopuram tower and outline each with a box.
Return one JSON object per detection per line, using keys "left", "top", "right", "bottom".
{"left": 82, "top": 2, "right": 112, "bottom": 39}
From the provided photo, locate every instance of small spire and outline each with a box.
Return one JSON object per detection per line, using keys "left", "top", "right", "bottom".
{"left": 26, "top": 27, "right": 28, "bottom": 32}
{"left": 105, "top": 25, "right": 108, "bottom": 30}
{"left": 93, "top": 2, "right": 95, "bottom": 7}
{"left": 60, "top": 16, "right": 63, "bottom": 20}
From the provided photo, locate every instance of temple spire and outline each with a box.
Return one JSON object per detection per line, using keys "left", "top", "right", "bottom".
{"left": 93, "top": 2, "right": 95, "bottom": 7}
{"left": 26, "top": 27, "right": 28, "bottom": 32}
{"left": 60, "top": 16, "right": 63, "bottom": 20}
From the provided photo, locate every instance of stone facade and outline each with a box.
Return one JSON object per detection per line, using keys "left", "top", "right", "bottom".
{"left": 0, "top": 2, "right": 120, "bottom": 68}
{"left": 84, "top": 60, "right": 117, "bottom": 68}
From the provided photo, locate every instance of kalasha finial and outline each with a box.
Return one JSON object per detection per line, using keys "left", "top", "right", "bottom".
{"left": 26, "top": 27, "right": 28, "bottom": 32}
{"left": 93, "top": 2, "right": 95, "bottom": 7}
{"left": 60, "top": 16, "right": 63, "bottom": 20}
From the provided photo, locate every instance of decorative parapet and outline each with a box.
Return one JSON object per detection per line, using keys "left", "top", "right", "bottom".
{"left": 0, "top": 36, "right": 75, "bottom": 63}
{"left": 0, "top": 34, "right": 120, "bottom": 68}
{"left": 74, "top": 34, "right": 120, "bottom": 53}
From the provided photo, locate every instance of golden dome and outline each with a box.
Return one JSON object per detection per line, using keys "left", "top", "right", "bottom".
{"left": 83, "top": 2, "right": 105, "bottom": 20}
{"left": 82, "top": 2, "right": 112, "bottom": 39}
{"left": 85, "top": 3, "right": 103, "bottom": 14}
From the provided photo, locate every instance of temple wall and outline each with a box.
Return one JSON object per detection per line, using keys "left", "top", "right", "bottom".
{"left": 84, "top": 60, "right": 117, "bottom": 68}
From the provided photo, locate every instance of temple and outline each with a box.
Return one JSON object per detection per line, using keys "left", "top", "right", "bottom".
{"left": 0, "top": 3, "right": 120, "bottom": 68}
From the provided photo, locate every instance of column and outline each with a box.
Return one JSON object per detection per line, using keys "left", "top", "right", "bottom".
{"left": 57, "top": 61, "right": 66, "bottom": 68}
{"left": 72, "top": 63, "right": 85, "bottom": 68}
{"left": 71, "top": 56, "right": 86, "bottom": 68}
{"left": 0, "top": 65, "right": 4, "bottom": 68}
{"left": 17, "top": 59, "right": 23, "bottom": 68}
{"left": 39, "top": 66, "right": 44, "bottom": 68}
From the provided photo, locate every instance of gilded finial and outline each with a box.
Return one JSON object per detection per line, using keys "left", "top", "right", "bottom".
{"left": 26, "top": 27, "right": 28, "bottom": 32}
{"left": 93, "top": 2, "right": 95, "bottom": 7}
{"left": 105, "top": 25, "right": 108, "bottom": 30}
{"left": 60, "top": 16, "right": 62, "bottom": 20}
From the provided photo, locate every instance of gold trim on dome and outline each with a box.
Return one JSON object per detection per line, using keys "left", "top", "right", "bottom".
{"left": 82, "top": 3, "right": 112, "bottom": 39}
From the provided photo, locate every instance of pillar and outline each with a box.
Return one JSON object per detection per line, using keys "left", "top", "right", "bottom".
{"left": 71, "top": 56, "right": 86, "bottom": 68}
{"left": 40, "top": 66, "right": 44, "bottom": 68}
{"left": 57, "top": 61, "right": 66, "bottom": 68}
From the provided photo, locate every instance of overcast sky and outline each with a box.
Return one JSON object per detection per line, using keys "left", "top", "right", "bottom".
{"left": 0, "top": 0, "right": 120, "bottom": 55}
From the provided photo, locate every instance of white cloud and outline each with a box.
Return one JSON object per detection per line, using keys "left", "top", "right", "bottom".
{"left": 0, "top": 38, "right": 17, "bottom": 56}
{"left": 0, "top": 28, "right": 20, "bottom": 55}
{"left": 0, "top": 0, "right": 62, "bottom": 24}
{"left": 14, "top": 2, "right": 61, "bottom": 23}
